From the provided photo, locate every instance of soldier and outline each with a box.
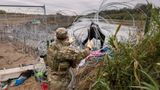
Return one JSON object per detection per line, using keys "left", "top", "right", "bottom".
{"left": 46, "top": 27, "right": 91, "bottom": 90}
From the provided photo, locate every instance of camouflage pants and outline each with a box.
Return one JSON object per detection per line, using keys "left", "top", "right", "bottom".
{"left": 47, "top": 68, "right": 70, "bottom": 90}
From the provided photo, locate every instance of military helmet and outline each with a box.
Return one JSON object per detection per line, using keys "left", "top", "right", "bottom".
{"left": 56, "top": 28, "right": 68, "bottom": 40}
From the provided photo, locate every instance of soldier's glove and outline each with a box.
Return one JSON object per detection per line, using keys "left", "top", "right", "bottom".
{"left": 69, "top": 36, "right": 75, "bottom": 43}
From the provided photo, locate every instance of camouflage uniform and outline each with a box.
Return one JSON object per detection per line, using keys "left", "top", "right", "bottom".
{"left": 46, "top": 28, "right": 89, "bottom": 90}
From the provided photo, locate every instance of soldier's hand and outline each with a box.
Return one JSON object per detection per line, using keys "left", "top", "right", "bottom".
{"left": 86, "top": 40, "right": 94, "bottom": 50}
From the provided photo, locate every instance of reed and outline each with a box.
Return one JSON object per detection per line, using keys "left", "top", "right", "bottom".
{"left": 92, "top": 7, "right": 160, "bottom": 90}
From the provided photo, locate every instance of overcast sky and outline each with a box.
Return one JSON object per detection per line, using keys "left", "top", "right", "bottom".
{"left": 0, "top": 0, "right": 160, "bottom": 15}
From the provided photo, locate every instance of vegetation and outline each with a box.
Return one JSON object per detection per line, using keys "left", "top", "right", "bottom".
{"left": 91, "top": 7, "right": 160, "bottom": 90}
{"left": 87, "top": 4, "right": 153, "bottom": 20}
{"left": 0, "top": 10, "right": 6, "bottom": 14}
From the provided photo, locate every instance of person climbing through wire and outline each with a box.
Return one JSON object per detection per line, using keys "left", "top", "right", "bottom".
{"left": 82, "top": 22, "right": 105, "bottom": 48}
{"left": 46, "top": 27, "right": 92, "bottom": 90}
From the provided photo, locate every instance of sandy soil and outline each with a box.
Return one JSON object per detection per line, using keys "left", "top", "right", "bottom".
{"left": 0, "top": 41, "right": 37, "bottom": 69}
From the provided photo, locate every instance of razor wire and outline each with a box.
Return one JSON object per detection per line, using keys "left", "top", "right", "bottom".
{"left": 0, "top": 5, "right": 50, "bottom": 57}
{"left": 68, "top": 0, "right": 148, "bottom": 49}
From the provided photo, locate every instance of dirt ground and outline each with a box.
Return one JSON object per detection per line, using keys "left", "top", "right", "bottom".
{"left": 0, "top": 41, "right": 41, "bottom": 89}
{"left": 8, "top": 77, "right": 41, "bottom": 90}
{"left": 0, "top": 41, "right": 37, "bottom": 69}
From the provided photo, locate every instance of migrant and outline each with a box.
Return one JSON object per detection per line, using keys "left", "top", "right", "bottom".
{"left": 82, "top": 22, "right": 105, "bottom": 48}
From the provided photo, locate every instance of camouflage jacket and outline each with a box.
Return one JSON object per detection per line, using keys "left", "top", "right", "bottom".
{"left": 47, "top": 39, "right": 88, "bottom": 72}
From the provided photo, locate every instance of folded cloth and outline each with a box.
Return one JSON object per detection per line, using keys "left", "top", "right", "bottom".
{"left": 14, "top": 70, "right": 34, "bottom": 86}
{"left": 15, "top": 76, "right": 27, "bottom": 86}
{"left": 77, "top": 46, "right": 112, "bottom": 69}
